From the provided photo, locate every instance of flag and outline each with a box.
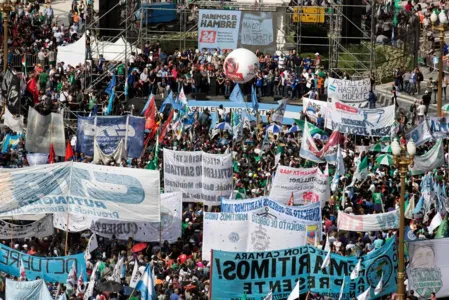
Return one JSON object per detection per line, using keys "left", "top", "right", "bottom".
{"left": 109, "top": 257, "right": 124, "bottom": 283}
{"left": 124, "top": 74, "right": 130, "bottom": 97}
{"left": 287, "top": 280, "right": 299, "bottom": 300}
{"left": 146, "top": 135, "right": 160, "bottom": 170}
{"left": 263, "top": 290, "right": 272, "bottom": 300}
{"left": 136, "top": 264, "right": 157, "bottom": 300}
{"left": 49, "top": 143, "right": 56, "bottom": 163}
{"left": 129, "top": 261, "right": 141, "bottom": 288}
{"left": 374, "top": 272, "right": 383, "bottom": 295}
{"left": 5, "top": 71, "right": 22, "bottom": 115}
{"left": 22, "top": 55, "right": 27, "bottom": 77}
{"left": 405, "top": 194, "right": 415, "bottom": 219}
{"left": 83, "top": 262, "right": 99, "bottom": 300}
{"left": 142, "top": 93, "right": 155, "bottom": 115}
{"left": 435, "top": 214, "right": 449, "bottom": 238}
{"left": 321, "top": 250, "right": 331, "bottom": 270}
{"left": 428, "top": 213, "right": 443, "bottom": 233}
{"left": 324, "top": 232, "right": 331, "bottom": 252}
{"left": 26, "top": 77, "right": 39, "bottom": 104}
{"left": 272, "top": 99, "right": 287, "bottom": 123}
{"left": 144, "top": 94, "right": 157, "bottom": 132}
{"left": 77, "top": 274, "right": 85, "bottom": 294}
{"left": 357, "top": 287, "right": 370, "bottom": 300}
{"left": 229, "top": 83, "right": 244, "bottom": 103}
{"left": 65, "top": 142, "right": 74, "bottom": 161}
{"left": 288, "top": 192, "right": 294, "bottom": 206}
{"left": 67, "top": 261, "right": 77, "bottom": 289}
{"left": 331, "top": 145, "right": 345, "bottom": 192}
{"left": 242, "top": 292, "right": 247, "bottom": 300}
{"left": 251, "top": 85, "right": 259, "bottom": 113}
{"left": 105, "top": 73, "right": 116, "bottom": 95}
{"left": 84, "top": 233, "right": 98, "bottom": 261}
{"left": 299, "top": 120, "right": 324, "bottom": 163}
{"left": 4, "top": 107, "right": 25, "bottom": 133}
{"left": 159, "top": 109, "right": 174, "bottom": 143}
{"left": 159, "top": 91, "right": 175, "bottom": 113}
{"left": 338, "top": 277, "right": 345, "bottom": 300}
{"left": 352, "top": 156, "right": 368, "bottom": 183}
{"left": 350, "top": 259, "right": 362, "bottom": 280}
{"left": 20, "top": 258, "right": 26, "bottom": 280}
{"left": 178, "top": 86, "right": 188, "bottom": 105}
{"left": 105, "top": 91, "right": 115, "bottom": 115}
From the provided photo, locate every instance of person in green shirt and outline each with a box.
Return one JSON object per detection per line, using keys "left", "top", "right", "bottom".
{"left": 117, "top": 63, "right": 125, "bottom": 76}
{"left": 39, "top": 72, "right": 49, "bottom": 91}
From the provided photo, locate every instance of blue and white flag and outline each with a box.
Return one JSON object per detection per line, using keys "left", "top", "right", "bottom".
{"left": 229, "top": 84, "right": 245, "bottom": 104}
{"left": 272, "top": 99, "right": 287, "bottom": 123}
{"left": 251, "top": 85, "right": 259, "bottom": 113}
{"left": 141, "top": 93, "right": 154, "bottom": 115}
{"left": 159, "top": 91, "right": 179, "bottom": 113}
{"left": 136, "top": 264, "right": 156, "bottom": 300}
{"left": 105, "top": 91, "right": 115, "bottom": 116}
{"left": 105, "top": 73, "right": 116, "bottom": 95}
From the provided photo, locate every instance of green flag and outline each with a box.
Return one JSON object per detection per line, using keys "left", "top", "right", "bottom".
{"left": 435, "top": 214, "right": 449, "bottom": 238}
{"left": 353, "top": 156, "right": 368, "bottom": 183}
{"left": 373, "top": 193, "right": 382, "bottom": 205}
{"left": 146, "top": 136, "right": 159, "bottom": 170}
{"left": 242, "top": 292, "right": 247, "bottom": 300}
{"left": 293, "top": 118, "right": 327, "bottom": 137}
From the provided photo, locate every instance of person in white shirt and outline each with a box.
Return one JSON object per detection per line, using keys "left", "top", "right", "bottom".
{"left": 417, "top": 100, "right": 426, "bottom": 120}
{"left": 278, "top": 54, "right": 286, "bottom": 69}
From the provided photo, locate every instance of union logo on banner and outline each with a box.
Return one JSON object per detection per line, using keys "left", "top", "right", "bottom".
{"left": 200, "top": 30, "right": 216, "bottom": 43}
{"left": 303, "top": 192, "right": 319, "bottom": 203}
{"left": 335, "top": 101, "right": 358, "bottom": 113}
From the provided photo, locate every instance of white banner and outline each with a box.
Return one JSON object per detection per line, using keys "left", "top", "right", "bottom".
{"left": 198, "top": 10, "right": 241, "bottom": 50}
{"left": 327, "top": 78, "right": 371, "bottom": 103}
{"left": 163, "top": 149, "right": 202, "bottom": 202}
{"left": 326, "top": 100, "right": 395, "bottom": 136}
{"left": 337, "top": 210, "right": 399, "bottom": 232}
{"left": 405, "top": 119, "right": 433, "bottom": 147}
{"left": 0, "top": 215, "right": 54, "bottom": 239}
{"left": 6, "top": 278, "right": 53, "bottom": 300}
{"left": 303, "top": 98, "right": 328, "bottom": 123}
{"left": 53, "top": 192, "right": 182, "bottom": 242}
{"left": 0, "top": 162, "right": 160, "bottom": 222}
{"left": 202, "top": 152, "right": 233, "bottom": 203}
{"left": 410, "top": 139, "right": 444, "bottom": 175}
{"left": 202, "top": 212, "right": 311, "bottom": 261}
{"left": 269, "top": 165, "right": 329, "bottom": 206}
{"left": 407, "top": 238, "right": 449, "bottom": 299}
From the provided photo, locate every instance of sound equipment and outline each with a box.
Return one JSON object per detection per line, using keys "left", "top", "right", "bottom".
{"left": 194, "top": 93, "right": 207, "bottom": 100}
{"left": 341, "top": 0, "right": 363, "bottom": 44}
{"left": 209, "top": 78, "right": 217, "bottom": 96}
{"left": 99, "top": 0, "right": 121, "bottom": 38}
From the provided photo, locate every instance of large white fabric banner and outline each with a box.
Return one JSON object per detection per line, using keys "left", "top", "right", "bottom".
{"left": 0, "top": 215, "right": 54, "bottom": 239}
{"left": 407, "top": 238, "right": 449, "bottom": 299}
{"left": 0, "top": 162, "right": 160, "bottom": 222}
{"left": 6, "top": 279, "right": 53, "bottom": 300}
{"left": 326, "top": 100, "right": 395, "bottom": 136}
{"left": 410, "top": 139, "right": 444, "bottom": 175}
{"left": 269, "top": 165, "right": 329, "bottom": 206}
{"left": 53, "top": 192, "right": 182, "bottom": 242}
{"left": 327, "top": 78, "right": 370, "bottom": 103}
{"left": 337, "top": 210, "right": 399, "bottom": 232}
{"left": 302, "top": 98, "right": 328, "bottom": 123}
{"left": 163, "top": 149, "right": 202, "bottom": 202}
{"left": 202, "top": 152, "right": 233, "bottom": 203}
{"left": 202, "top": 212, "right": 312, "bottom": 260}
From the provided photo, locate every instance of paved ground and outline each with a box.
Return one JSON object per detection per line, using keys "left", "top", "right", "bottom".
{"left": 49, "top": 0, "right": 99, "bottom": 25}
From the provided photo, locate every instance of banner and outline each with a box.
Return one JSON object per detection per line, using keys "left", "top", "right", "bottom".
{"left": 211, "top": 238, "right": 398, "bottom": 300}
{"left": 269, "top": 166, "right": 330, "bottom": 206}
{"left": 53, "top": 192, "right": 182, "bottom": 243}
{"left": 326, "top": 100, "right": 395, "bottom": 136}
{"left": 6, "top": 279, "right": 53, "bottom": 300}
{"left": 407, "top": 238, "right": 449, "bottom": 299}
{"left": 0, "top": 215, "right": 54, "bottom": 239}
{"left": 202, "top": 212, "right": 314, "bottom": 260}
{"left": 202, "top": 152, "right": 233, "bottom": 202}
{"left": 406, "top": 119, "right": 433, "bottom": 146}
{"left": 429, "top": 116, "right": 449, "bottom": 139}
{"left": 0, "top": 162, "right": 160, "bottom": 222}
{"left": 302, "top": 98, "right": 328, "bottom": 123}
{"left": 337, "top": 210, "right": 399, "bottom": 231}
{"left": 4, "top": 107, "right": 25, "bottom": 133}
{"left": 410, "top": 139, "right": 444, "bottom": 175}
{"left": 26, "top": 153, "right": 49, "bottom": 166}
{"left": 76, "top": 116, "right": 145, "bottom": 158}
{"left": 198, "top": 10, "right": 241, "bottom": 50}
{"left": 25, "top": 107, "right": 65, "bottom": 156}
{"left": 327, "top": 78, "right": 370, "bottom": 103}
{"left": 0, "top": 243, "right": 87, "bottom": 283}
{"left": 163, "top": 149, "right": 202, "bottom": 202}
{"left": 6, "top": 71, "right": 22, "bottom": 115}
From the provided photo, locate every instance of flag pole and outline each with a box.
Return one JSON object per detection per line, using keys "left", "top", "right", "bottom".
{"left": 10, "top": 216, "right": 14, "bottom": 248}
{"left": 64, "top": 211, "right": 70, "bottom": 255}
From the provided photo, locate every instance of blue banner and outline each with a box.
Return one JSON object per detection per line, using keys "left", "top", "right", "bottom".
{"left": 0, "top": 243, "right": 87, "bottom": 283}
{"left": 76, "top": 116, "right": 145, "bottom": 158}
{"left": 211, "top": 238, "right": 397, "bottom": 300}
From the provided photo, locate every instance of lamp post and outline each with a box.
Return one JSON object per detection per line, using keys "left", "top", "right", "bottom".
{"left": 431, "top": 10, "right": 449, "bottom": 117}
{"left": 391, "top": 138, "right": 416, "bottom": 300}
{"left": 0, "top": 0, "right": 16, "bottom": 72}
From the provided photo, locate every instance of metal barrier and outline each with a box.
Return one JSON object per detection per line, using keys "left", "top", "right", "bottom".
{"left": 8, "top": 54, "right": 55, "bottom": 70}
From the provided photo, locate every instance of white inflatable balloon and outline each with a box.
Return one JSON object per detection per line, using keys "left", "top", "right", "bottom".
{"left": 223, "top": 48, "right": 259, "bottom": 83}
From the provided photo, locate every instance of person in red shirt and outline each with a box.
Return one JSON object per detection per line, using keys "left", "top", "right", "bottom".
{"left": 405, "top": 0, "right": 413, "bottom": 11}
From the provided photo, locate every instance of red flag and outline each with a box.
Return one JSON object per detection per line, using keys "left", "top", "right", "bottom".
{"left": 65, "top": 142, "right": 74, "bottom": 161}
{"left": 145, "top": 94, "right": 157, "bottom": 131}
{"left": 288, "top": 192, "right": 294, "bottom": 206}
{"left": 26, "top": 77, "right": 39, "bottom": 104}
{"left": 159, "top": 109, "right": 174, "bottom": 143}
{"left": 48, "top": 143, "right": 56, "bottom": 164}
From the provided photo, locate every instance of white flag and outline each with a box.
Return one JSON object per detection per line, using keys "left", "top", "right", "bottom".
{"left": 76, "top": 274, "right": 85, "bottom": 294}
{"left": 83, "top": 262, "right": 100, "bottom": 300}
{"left": 19, "top": 258, "right": 26, "bottom": 280}
{"left": 178, "top": 87, "right": 187, "bottom": 105}
{"left": 84, "top": 233, "right": 98, "bottom": 261}
{"left": 109, "top": 257, "right": 124, "bottom": 283}
{"left": 263, "top": 290, "right": 273, "bottom": 300}
{"left": 321, "top": 250, "right": 331, "bottom": 270}
{"left": 405, "top": 194, "right": 415, "bottom": 219}
{"left": 428, "top": 213, "right": 443, "bottom": 233}
{"left": 350, "top": 259, "right": 362, "bottom": 280}
{"left": 338, "top": 277, "right": 345, "bottom": 300}
{"left": 287, "top": 280, "right": 299, "bottom": 300}
{"left": 66, "top": 261, "right": 77, "bottom": 289}
{"left": 129, "top": 261, "right": 141, "bottom": 288}
{"left": 357, "top": 287, "right": 371, "bottom": 300}
{"left": 374, "top": 272, "right": 383, "bottom": 295}
{"left": 324, "top": 233, "right": 331, "bottom": 252}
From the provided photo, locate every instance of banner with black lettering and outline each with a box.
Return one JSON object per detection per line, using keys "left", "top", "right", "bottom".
{"left": 327, "top": 77, "right": 370, "bottom": 103}
{"left": 0, "top": 243, "right": 87, "bottom": 283}
{"left": 211, "top": 238, "right": 397, "bottom": 300}
{"left": 0, "top": 215, "right": 53, "bottom": 239}
{"left": 6, "top": 279, "right": 53, "bottom": 300}
{"left": 202, "top": 152, "right": 233, "bottom": 203}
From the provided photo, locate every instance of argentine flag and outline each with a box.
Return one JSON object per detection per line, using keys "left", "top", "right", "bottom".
{"left": 136, "top": 264, "right": 156, "bottom": 300}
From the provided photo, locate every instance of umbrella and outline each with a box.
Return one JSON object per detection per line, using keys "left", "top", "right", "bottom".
{"left": 132, "top": 242, "right": 148, "bottom": 253}
{"left": 382, "top": 145, "right": 392, "bottom": 153}
{"left": 442, "top": 103, "right": 449, "bottom": 111}
{"left": 289, "top": 125, "right": 298, "bottom": 133}
{"left": 266, "top": 124, "right": 282, "bottom": 134}
{"left": 370, "top": 143, "right": 383, "bottom": 152}
{"left": 376, "top": 154, "right": 393, "bottom": 166}
{"left": 97, "top": 281, "right": 123, "bottom": 292}
{"left": 215, "top": 122, "right": 231, "bottom": 131}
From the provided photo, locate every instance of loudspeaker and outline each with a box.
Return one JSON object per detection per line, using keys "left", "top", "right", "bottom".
{"left": 341, "top": 0, "right": 363, "bottom": 44}
{"left": 99, "top": 0, "right": 121, "bottom": 38}
{"left": 194, "top": 93, "right": 207, "bottom": 100}
{"left": 209, "top": 78, "right": 217, "bottom": 96}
